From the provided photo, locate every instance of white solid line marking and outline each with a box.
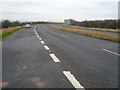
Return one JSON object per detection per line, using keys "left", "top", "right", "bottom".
{"left": 34, "top": 28, "right": 39, "bottom": 36}
{"left": 63, "top": 71, "right": 84, "bottom": 89}
{"left": 49, "top": 54, "right": 60, "bottom": 62}
{"left": 35, "top": 32, "right": 39, "bottom": 36}
{"left": 44, "top": 45, "right": 50, "bottom": 50}
{"left": 41, "top": 41, "right": 45, "bottom": 44}
{"left": 101, "top": 48, "right": 120, "bottom": 56}
{"left": 34, "top": 27, "right": 40, "bottom": 37}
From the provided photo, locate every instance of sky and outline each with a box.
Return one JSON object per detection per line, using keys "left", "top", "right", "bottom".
{"left": 0, "top": 0, "right": 119, "bottom": 22}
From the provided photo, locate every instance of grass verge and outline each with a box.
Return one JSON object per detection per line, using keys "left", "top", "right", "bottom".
{"left": 62, "top": 24, "right": 119, "bottom": 33}
{"left": 0, "top": 27, "right": 24, "bottom": 40}
{"left": 49, "top": 25, "right": 120, "bottom": 43}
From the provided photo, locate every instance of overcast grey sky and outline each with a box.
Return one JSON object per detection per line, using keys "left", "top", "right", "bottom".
{"left": 1, "top": 0, "right": 119, "bottom": 22}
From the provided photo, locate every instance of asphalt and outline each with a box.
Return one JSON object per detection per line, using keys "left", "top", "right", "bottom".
{"left": 2, "top": 24, "right": 119, "bottom": 89}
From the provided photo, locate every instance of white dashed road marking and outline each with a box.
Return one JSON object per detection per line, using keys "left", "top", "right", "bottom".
{"left": 39, "top": 37, "right": 42, "bottom": 40}
{"left": 101, "top": 48, "right": 120, "bottom": 56}
{"left": 44, "top": 45, "right": 50, "bottom": 50}
{"left": 49, "top": 54, "right": 60, "bottom": 62}
{"left": 41, "top": 41, "right": 45, "bottom": 44}
{"left": 63, "top": 71, "right": 85, "bottom": 89}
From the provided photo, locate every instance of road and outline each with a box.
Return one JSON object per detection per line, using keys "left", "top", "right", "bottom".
{"left": 2, "top": 24, "right": 118, "bottom": 89}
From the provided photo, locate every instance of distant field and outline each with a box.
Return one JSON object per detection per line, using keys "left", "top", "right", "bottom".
{"left": 0, "top": 26, "right": 23, "bottom": 39}
{"left": 62, "top": 24, "right": 119, "bottom": 33}
{"left": 50, "top": 25, "right": 119, "bottom": 43}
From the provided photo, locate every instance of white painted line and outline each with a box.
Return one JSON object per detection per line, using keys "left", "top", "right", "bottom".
{"left": 34, "top": 28, "right": 39, "bottom": 36}
{"left": 34, "top": 26, "right": 36, "bottom": 30}
{"left": 34, "top": 27, "right": 40, "bottom": 36}
{"left": 39, "top": 37, "right": 42, "bottom": 40}
{"left": 63, "top": 71, "right": 84, "bottom": 89}
{"left": 101, "top": 48, "right": 120, "bottom": 56}
{"left": 35, "top": 32, "right": 39, "bottom": 36}
{"left": 34, "top": 30, "right": 37, "bottom": 34}
{"left": 44, "top": 45, "right": 50, "bottom": 50}
{"left": 41, "top": 41, "right": 45, "bottom": 44}
{"left": 49, "top": 54, "right": 60, "bottom": 62}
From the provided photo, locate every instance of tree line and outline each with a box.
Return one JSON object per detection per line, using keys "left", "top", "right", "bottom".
{"left": 2, "top": 20, "right": 22, "bottom": 28}
{"left": 71, "top": 19, "right": 118, "bottom": 29}
{"left": 1, "top": 19, "right": 118, "bottom": 29}
{"left": 1, "top": 20, "right": 62, "bottom": 28}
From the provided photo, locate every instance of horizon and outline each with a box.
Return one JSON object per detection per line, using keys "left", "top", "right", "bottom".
{"left": 1, "top": 18, "right": 118, "bottom": 23}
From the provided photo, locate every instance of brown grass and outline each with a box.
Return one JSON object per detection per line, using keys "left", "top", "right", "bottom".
{"left": 0, "top": 26, "right": 23, "bottom": 39}
{"left": 0, "top": 26, "right": 21, "bottom": 33}
{"left": 49, "top": 25, "right": 120, "bottom": 43}
{"left": 62, "top": 24, "right": 119, "bottom": 33}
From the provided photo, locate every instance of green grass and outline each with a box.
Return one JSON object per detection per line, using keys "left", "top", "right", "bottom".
{"left": 49, "top": 25, "right": 120, "bottom": 43}
{"left": 0, "top": 27, "right": 23, "bottom": 40}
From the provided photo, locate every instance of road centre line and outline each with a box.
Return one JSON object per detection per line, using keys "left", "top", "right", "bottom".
{"left": 44, "top": 45, "right": 50, "bottom": 50}
{"left": 101, "top": 48, "right": 120, "bottom": 56}
{"left": 35, "top": 32, "right": 39, "bottom": 36}
{"left": 34, "top": 27, "right": 39, "bottom": 36}
{"left": 34, "top": 27, "right": 42, "bottom": 41}
{"left": 34, "top": 30, "right": 38, "bottom": 36}
{"left": 39, "top": 37, "right": 42, "bottom": 40}
{"left": 41, "top": 41, "right": 45, "bottom": 44}
{"left": 63, "top": 71, "right": 85, "bottom": 89}
{"left": 49, "top": 54, "right": 60, "bottom": 62}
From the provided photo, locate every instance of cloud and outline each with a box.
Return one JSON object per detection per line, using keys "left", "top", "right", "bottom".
{"left": 1, "top": 0, "right": 119, "bottom": 22}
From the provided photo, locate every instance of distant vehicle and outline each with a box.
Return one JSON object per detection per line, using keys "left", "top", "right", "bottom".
{"left": 23, "top": 24, "right": 31, "bottom": 28}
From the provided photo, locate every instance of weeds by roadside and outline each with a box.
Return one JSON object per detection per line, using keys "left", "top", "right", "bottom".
{"left": 62, "top": 24, "right": 119, "bottom": 33}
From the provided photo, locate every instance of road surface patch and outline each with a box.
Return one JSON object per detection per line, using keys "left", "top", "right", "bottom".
{"left": 22, "top": 66, "right": 28, "bottom": 69}
{"left": 63, "top": 71, "right": 85, "bottom": 89}
{"left": 49, "top": 54, "right": 60, "bottom": 62}
{"left": 60, "top": 34, "right": 68, "bottom": 38}
{"left": 101, "top": 48, "right": 120, "bottom": 56}
{"left": 20, "top": 57, "right": 23, "bottom": 59}
{"left": 0, "top": 82, "right": 9, "bottom": 88}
